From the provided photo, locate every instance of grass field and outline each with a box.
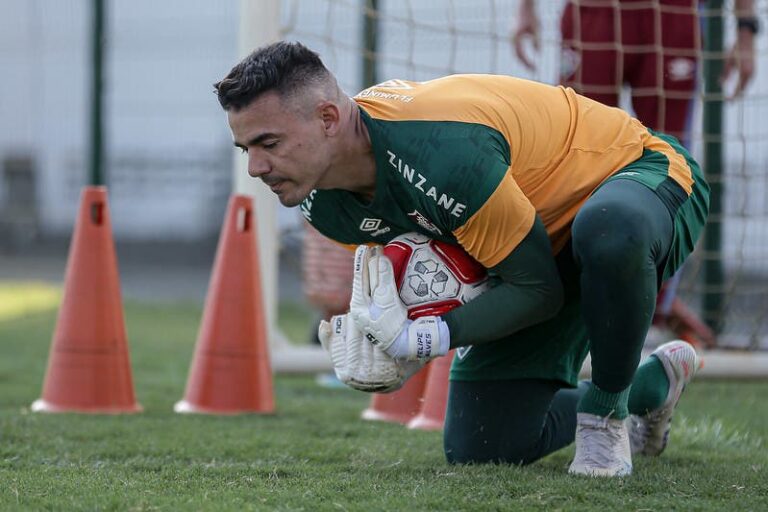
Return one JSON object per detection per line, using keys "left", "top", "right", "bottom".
{"left": 1, "top": 282, "right": 767, "bottom": 511}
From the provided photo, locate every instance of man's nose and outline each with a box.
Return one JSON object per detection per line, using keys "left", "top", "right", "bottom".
{"left": 248, "top": 155, "right": 270, "bottom": 178}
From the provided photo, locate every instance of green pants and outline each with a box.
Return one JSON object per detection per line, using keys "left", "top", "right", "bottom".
{"left": 444, "top": 379, "right": 587, "bottom": 465}
{"left": 444, "top": 356, "right": 670, "bottom": 465}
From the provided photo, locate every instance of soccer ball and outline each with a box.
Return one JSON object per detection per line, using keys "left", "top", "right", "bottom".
{"left": 383, "top": 232, "right": 491, "bottom": 319}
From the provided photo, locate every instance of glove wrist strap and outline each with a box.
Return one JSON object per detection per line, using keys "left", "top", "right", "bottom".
{"left": 389, "top": 316, "right": 449, "bottom": 361}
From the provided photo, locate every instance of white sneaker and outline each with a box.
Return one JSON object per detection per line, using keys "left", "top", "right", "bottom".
{"left": 628, "top": 340, "right": 703, "bottom": 456}
{"left": 569, "top": 413, "right": 633, "bottom": 477}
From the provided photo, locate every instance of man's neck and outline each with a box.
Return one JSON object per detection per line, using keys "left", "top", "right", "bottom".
{"left": 327, "top": 99, "right": 377, "bottom": 198}
{"left": 352, "top": 103, "right": 377, "bottom": 199}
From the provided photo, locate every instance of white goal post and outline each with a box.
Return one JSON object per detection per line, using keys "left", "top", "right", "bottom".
{"left": 236, "top": 0, "right": 331, "bottom": 373}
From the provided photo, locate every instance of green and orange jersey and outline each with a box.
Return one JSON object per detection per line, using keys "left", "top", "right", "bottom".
{"left": 300, "top": 74, "right": 696, "bottom": 267}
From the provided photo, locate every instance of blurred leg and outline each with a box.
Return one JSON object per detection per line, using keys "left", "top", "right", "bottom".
{"left": 560, "top": 2, "right": 620, "bottom": 106}
{"left": 627, "top": 1, "right": 698, "bottom": 144}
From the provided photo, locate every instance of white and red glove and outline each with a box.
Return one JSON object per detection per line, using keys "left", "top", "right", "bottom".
{"left": 349, "top": 245, "right": 450, "bottom": 361}
{"left": 318, "top": 313, "right": 423, "bottom": 393}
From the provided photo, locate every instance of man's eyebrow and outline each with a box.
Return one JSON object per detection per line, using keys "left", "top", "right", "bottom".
{"left": 234, "top": 133, "right": 278, "bottom": 149}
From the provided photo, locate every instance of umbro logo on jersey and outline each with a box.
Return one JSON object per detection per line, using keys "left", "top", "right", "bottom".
{"left": 360, "top": 218, "right": 382, "bottom": 232}
{"left": 359, "top": 218, "right": 391, "bottom": 237}
{"left": 408, "top": 210, "right": 442, "bottom": 235}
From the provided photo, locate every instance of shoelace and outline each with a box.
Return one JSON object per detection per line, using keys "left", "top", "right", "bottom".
{"left": 578, "top": 419, "right": 626, "bottom": 465}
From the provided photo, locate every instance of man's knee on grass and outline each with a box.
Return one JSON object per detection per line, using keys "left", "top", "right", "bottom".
{"left": 444, "top": 431, "right": 543, "bottom": 466}
{"left": 442, "top": 379, "right": 570, "bottom": 466}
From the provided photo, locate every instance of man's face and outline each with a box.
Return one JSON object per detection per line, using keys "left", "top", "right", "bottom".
{"left": 229, "top": 91, "right": 331, "bottom": 207}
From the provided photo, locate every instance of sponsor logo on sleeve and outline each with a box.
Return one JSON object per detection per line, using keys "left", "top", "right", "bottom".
{"left": 407, "top": 210, "right": 443, "bottom": 235}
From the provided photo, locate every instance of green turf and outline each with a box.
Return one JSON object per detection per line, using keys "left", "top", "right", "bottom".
{"left": 0, "top": 283, "right": 766, "bottom": 511}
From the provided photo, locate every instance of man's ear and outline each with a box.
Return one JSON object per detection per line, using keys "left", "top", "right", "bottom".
{"left": 318, "top": 101, "right": 341, "bottom": 136}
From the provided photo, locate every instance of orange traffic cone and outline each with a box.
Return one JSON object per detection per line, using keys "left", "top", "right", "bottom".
{"left": 407, "top": 350, "right": 454, "bottom": 431}
{"left": 361, "top": 364, "right": 431, "bottom": 424}
{"left": 31, "top": 186, "right": 141, "bottom": 413}
{"left": 174, "top": 194, "right": 274, "bottom": 414}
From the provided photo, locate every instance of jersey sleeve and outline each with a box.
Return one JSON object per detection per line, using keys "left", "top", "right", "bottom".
{"left": 453, "top": 168, "right": 536, "bottom": 268}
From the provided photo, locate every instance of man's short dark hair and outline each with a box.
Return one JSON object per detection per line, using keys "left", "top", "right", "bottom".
{"left": 214, "top": 41, "right": 331, "bottom": 111}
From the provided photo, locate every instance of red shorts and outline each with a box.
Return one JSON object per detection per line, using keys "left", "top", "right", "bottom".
{"left": 560, "top": 0, "right": 699, "bottom": 142}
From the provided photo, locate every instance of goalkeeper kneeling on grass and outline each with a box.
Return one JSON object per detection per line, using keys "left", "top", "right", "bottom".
{"left": 215, "top": 41, "right": 710, "bottom": 477}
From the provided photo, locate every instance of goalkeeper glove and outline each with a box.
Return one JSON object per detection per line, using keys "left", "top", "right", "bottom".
{"left": 349, "top": 245, "right": 451, "bottom": 361}
{"left": 318, "top": 313, "right": 424, "bottom": 393}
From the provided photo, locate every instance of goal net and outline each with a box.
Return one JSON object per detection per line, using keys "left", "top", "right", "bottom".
{"left": 251, "top": 0, "right": 768, "bottom": 372}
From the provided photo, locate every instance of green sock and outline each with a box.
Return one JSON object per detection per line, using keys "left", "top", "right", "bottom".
{"left": 628, "top": 355, "right": 670, "bottom": 415}
{"left": 577, "top": 382, "right": 631, "bottom": 419}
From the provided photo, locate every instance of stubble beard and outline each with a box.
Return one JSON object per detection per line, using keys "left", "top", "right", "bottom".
{"left": 277, "top": 182, "right": 311, "bottom": 208}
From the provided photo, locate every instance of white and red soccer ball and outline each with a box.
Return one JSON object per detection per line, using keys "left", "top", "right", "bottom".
{"left": 383, "top": 232, "right": 490, "bottom": 319}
